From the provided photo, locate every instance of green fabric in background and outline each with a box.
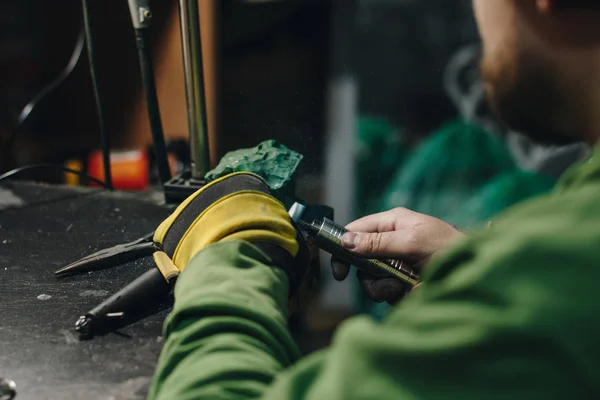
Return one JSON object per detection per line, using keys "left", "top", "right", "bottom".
{"left": 378, "top": 119, "right": 517, "bottom": 219}
{"left": 355, "top": 117, "right": 409, "bottom": 216}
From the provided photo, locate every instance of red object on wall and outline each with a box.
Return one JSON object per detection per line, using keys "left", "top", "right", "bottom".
{"left": 88, "top": 149, "right": 150, "bottom": 190}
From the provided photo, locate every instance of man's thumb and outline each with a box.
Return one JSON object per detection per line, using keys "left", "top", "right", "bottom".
{"left": 341, "top": 231, "right": 398, "bottom": 257}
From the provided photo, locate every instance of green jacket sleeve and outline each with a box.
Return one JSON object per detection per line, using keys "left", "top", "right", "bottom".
{"left": 147, "top": 240, "right": 301, "bottom": 400}
{"left": 149, "top": 183, "right": 600, "bottom": 399}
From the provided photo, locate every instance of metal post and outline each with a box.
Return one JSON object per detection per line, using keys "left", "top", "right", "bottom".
{"left": 178, "top": 0, "right": 211, "bottom": 179}
{"left": 320, "top": 0, "right": 359, "bottom": 311}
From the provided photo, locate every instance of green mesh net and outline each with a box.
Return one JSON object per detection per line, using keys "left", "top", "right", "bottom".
{"left": 355, "top": 117, "right": 409, "bottom": 216}
{"left": 378, "top": 119, "right": 517, "bottom": 219}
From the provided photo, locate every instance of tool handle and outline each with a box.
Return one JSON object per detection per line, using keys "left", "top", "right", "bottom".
{"left": 310, "top": 218, "right": 419, "bottom": 286}
{"left": 88, "top": 267, "right": 171, "bottom": 320}
{"left": 317, "top": 235, "right": 419, "bottom": 286}
{"left": 76, "top": 267, "right": 174, "bottom": 339}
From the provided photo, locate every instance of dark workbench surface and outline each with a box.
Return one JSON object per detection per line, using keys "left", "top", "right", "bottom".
{"left": 0, "top": 182, "right": 172, "bottom": 400}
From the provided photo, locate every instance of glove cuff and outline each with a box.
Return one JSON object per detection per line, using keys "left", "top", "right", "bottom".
{"left": 172, "top": 191, "right": 299, "bottom": 266}
{"left": 155, "top": 172, "right": 270, "bottom": 253}
{"left": 156, "top": 172, "right": 308, "bottom": 293}
{"left": 251, "top": 236, "right": 309, "bottom": 295}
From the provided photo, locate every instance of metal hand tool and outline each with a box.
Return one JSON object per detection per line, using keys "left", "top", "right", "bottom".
{"left": 288, "top": 202, "right": 418, "bottom": 286}
{"left": 288, "top": 201, "right": 419, "bottom": 287}
{"left": 54, "top": 232, "right": 157, "bottom": 276}
{"left": 300, "top": 218, "right": 419, "bottom": 287}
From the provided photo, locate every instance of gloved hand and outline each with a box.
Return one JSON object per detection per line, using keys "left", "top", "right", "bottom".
{"left": 152, "top": 172, "right": 310, "bottom": 294}
{"left": 331, "top": 207, "right": 464, "bottom": 303}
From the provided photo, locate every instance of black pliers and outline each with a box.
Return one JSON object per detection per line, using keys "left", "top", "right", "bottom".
{"left": 55, "top": 231, "right": 173, "bottom": 339}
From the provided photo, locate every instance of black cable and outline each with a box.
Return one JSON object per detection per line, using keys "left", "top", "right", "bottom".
{"left": 134, "top": 27, "right": 172, "bottom": 186}
{"left": 18, "top": 29, "right": 86, "bottom": 127}
{"left": 1, "top": 27, "right": 85, "bottom": 160}
{"left": 81, "top": 0, "right": 113, "bottom": 190}
{"left": 0, "top": 164, "right": 110, "bottom": 189}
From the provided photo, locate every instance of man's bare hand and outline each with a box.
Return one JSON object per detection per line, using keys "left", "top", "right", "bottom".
{"left": 331, "top": 207, "right": 464, "bottom": 304}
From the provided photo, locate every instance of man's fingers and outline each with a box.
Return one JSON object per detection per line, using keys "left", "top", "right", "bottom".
{"left": 330, "top": 256, "right": 350, "bottom": 281}
{"left": 345, "top": 209, "right": 401, "bottom": 233}
{"left": 341, "top": 231, "right": 414, "bottom": 258}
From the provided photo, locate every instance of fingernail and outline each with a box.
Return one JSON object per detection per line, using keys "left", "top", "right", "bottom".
{"left": 341, "top": 232, "right": 358, "bottom": 249}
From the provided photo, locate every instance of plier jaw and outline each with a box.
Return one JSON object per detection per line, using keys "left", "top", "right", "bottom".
{"left": 54, "top": 232, "right": 158, "bottom": 277}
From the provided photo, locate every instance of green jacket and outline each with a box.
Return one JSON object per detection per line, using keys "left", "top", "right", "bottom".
{"left": 148, "top": 147, "right": 600, "bottom": 399}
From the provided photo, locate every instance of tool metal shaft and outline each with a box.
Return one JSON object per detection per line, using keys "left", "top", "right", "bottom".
{"left": 303, "top": 218, "right": 419, "bottom": 286}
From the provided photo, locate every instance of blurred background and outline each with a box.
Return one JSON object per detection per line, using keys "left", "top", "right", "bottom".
{"left": 0, "top": 0, "right": 591, "bottom": 339}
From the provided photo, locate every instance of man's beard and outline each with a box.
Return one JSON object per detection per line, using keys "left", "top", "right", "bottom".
{"left": 480, "top": 46, "right": 577, "bottom": 146}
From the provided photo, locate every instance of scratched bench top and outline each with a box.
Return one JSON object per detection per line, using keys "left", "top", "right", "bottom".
{"left": 0, "top": 182, "right": 171, "bottom": 400}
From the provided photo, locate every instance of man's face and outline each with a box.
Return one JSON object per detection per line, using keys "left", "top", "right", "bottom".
{"left": 472, "top": 0, "right": 578, "bottom": 145}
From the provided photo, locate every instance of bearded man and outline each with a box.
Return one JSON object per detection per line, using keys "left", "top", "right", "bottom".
{"left": 148, "top": 2, "right": 600, "bottom": 398}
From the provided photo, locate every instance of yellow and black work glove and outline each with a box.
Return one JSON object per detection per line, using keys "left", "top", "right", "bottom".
{"left": 151, "top": 172, "right": 310, "bottom": 295}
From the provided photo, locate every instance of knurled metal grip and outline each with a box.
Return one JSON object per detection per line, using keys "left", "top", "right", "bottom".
{"left": 311, "top": 218, "right": 419, "bottom": 287}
